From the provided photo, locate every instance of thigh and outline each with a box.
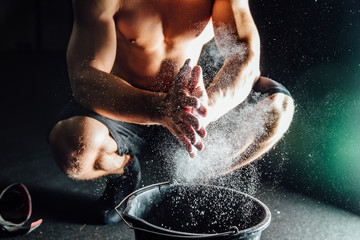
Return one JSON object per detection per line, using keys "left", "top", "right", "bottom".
{"left": 48, "top": 99, "right": 153, "bottom": 156}
{"left": 48, "top": 115, "right": 119, "bottom": 177}
{"left": 49, "top": 115, "right": 117, "bottom": 154}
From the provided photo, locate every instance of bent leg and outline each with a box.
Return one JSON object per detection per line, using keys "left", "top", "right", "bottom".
{"left": 172, "top": 77, "right": 294, "bottom": 183}
{"left": 226, "top": 76, "right": 294, "bottom": 173}
{"left": 49, "top": 116, "right": 131, "bottom": 180}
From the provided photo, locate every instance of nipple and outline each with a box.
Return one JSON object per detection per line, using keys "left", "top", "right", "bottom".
{"left": 129, "top": 38, "right": 136, "bottom": 44}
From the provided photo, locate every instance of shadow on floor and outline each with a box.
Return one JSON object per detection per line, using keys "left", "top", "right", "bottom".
{"left": 28, "top": 186, "right": 101, "bottom": 225}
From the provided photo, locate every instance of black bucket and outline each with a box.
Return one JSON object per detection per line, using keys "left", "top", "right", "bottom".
{"left": 116, "top": 182, "right": 271, "bottom": 240}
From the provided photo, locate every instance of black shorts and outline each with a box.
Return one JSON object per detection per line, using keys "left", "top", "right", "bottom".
{"left": 253, "top": 78, "right": 292, "bottom": 98}
{"left": 48, "top": 79, "right": 291, "bottom": 157}
{"left": 47, "top": 99, "right": 158, "bottom": 156}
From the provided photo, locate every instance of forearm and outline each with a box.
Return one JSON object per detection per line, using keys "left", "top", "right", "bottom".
{"left": 70, "top": 66, "right": 165, "bottom": 124}
{"left": 208, "top": 0, "right": 261, "bottom": 123}
{"left": 206, "top": 49, "right": 260, "bottom": 122}
{"left": 225, "top": 93, "right": 295, "bottom": 173}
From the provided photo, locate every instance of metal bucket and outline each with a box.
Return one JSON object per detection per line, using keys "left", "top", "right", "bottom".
{"left": 116, "top": 182, "right": 271, "bottom": 240}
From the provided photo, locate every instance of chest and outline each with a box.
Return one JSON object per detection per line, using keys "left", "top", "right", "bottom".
{"left": 115, "top": 0, "right": 214, "bottom": 48}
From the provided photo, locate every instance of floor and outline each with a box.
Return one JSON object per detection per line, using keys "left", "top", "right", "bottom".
{"left": 1, "top": 53, "right": 360, "bottom": 240}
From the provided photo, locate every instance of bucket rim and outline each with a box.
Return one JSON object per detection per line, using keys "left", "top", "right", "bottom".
{"left": 122, "top": 183, "right": 271, "bottom": 238}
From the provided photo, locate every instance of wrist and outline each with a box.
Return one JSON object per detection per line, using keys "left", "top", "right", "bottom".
{"left": 143, "top": 91, "right": 167, "bottom": 124}
{"left": 204, "top": 95, "right": 216, "bottom": 125}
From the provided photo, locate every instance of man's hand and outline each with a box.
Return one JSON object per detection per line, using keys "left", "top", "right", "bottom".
{"left": 159, "top": 60, "right": 208, "bottom": 158}
{"left": 187, "top": 65, "right": 212, "bottom": 130}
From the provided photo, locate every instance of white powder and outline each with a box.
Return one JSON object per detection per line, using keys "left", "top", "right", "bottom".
{"left": 172, "top": 91, "right": 272, "bottom": 186}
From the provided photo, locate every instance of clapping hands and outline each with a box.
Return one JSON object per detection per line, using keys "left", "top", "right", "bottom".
{"left": 160, "top": 59, "right": 211, "bottom": 158}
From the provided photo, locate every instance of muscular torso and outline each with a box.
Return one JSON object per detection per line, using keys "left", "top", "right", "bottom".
{"left": 111, "top": 0, "right": 215, "bottom": 92}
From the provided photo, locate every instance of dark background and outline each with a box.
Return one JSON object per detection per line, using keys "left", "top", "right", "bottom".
{"left": 0, "top": 0, "right": 360, "bottom": 238}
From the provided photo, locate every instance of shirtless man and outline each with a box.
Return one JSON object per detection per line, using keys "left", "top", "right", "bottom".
{"left": 49, "top": 0, "right": 294, "bottom": 224}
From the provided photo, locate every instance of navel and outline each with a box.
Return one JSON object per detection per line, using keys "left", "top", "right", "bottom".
{"left": 129, "top": 38, "right": 136, "bottom": 44}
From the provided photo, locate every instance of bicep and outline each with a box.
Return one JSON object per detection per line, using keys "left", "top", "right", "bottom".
{"left": 67, "top": 0, "right": 118, "bottom": 76}
{"left": 212, "top": 0, "right": 260, "bottom": 57}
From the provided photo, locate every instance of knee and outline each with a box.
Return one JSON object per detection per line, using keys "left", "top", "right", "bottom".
{"left": 266, "top": 93, "right": 295, "bottom": 138}
{"left": 49, "top": 116, "right": 112, "bottom": 179}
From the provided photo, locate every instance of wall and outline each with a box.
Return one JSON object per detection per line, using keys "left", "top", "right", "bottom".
{"left": 251, "top": 0, "right": 360, "bottom": 214}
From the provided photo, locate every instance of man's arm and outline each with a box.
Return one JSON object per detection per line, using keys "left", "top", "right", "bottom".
{"left": 67, "top": 0, "right": 203, "bottom": 155}
{"left": 206, "top": 0, "right": 261, "bottom": 122}
{"left": 68, "top": 0, "right": 165, "bottom": 124}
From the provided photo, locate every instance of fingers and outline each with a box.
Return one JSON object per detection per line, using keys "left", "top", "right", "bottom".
{"left": 179, "top": 123, "right": 198, "bottom": 145}
{"left": 172, "top": 124, "right": 201, "bottom": 158}
{"left": 171, "top": 121, "right": 205, "bottom": 158}
{"left": 197, "top": 127, "right": 207, "bottom": 138}
{"left": 179, "top": 95, "right": 200, "bottom": 109}
{"left": 187, "top": 65, "right": 208, "bottom": 117}
{"left": 180, "top": 111, "right": 200, "bottom": 131}
{"left": 194, "top": 104, "right": 208, "bottom": 117}
{"left": 188, "top": 65, "right": 205, "bottom": 94}
{"left": 177, "top": 111, "right": 207, "bottom": 157}
{"left": 174, "top": 59, "right": 192, "bottom": 90}
{"left": 194, "top": 141, "right": 204, "bottom": 151}
{"left": 169, "top": 60, "right": 209, "bottom": 158}
{"left": 172, "top": 125, "right": 194, "bottom": 156}
{"left": 188, "top": 66, "right": 201, "bottom": 93}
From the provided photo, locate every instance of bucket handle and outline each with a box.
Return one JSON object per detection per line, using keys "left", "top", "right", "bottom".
{"left": 115, "top": 181, "right": 239, "bottom": 239}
